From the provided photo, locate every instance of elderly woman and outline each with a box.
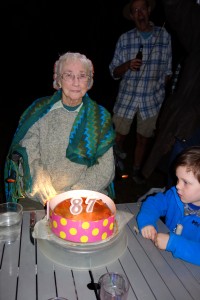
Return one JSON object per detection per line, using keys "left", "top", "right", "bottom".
{"left": 5, "top": 52, "right": 116, "bottom": 205}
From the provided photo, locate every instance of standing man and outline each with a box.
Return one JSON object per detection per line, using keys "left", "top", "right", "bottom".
{"left": 109, "top": 0, "right": 172, "bottom": 183}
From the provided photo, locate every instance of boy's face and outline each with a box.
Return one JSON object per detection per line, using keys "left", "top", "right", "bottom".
{"left": 176, "top": 166, "right": 200, "bottom": 206}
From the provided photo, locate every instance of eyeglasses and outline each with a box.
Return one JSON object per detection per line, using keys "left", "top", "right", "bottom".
{"left": 131, "top": 7, "right": 148, "bottom": 14}
{"left": 61, "top": 72, "right": 90, "bottom": 83}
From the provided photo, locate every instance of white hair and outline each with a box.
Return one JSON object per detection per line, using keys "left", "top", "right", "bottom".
{"left": 53, "top": 52, "right": 94, "bottom": 90}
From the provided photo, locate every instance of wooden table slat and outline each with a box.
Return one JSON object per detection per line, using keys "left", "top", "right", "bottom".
{"left": 54, "top": 265, "right": 77, "bottom": 300}
{"left": 17, "top": 212, "right": 37, "bottom": 300}
{"left": 0, "top": 241, "right": 20, "bottom": 300}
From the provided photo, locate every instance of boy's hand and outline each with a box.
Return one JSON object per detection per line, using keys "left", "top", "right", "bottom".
{"left": 141, "top": 225, "right": 157, "bottom": 241}
{"left": 154, "top": 233, "right": 169, "bottom": 250}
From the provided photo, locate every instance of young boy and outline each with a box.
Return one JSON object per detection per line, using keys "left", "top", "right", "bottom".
{"left": 137, "top": 146, "right": 200, "bottom": 266}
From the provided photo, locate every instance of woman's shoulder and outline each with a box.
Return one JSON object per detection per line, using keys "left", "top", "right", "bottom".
{"left": 84, "top": 95, "right": 110, "bottom": 114}
{"left": 19, "top": 92, "right": 61, "bottom": 128}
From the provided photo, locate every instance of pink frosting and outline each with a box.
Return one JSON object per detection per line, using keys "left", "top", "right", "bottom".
{"left": 49, "top": 211, "right": 115, "bottom": 243}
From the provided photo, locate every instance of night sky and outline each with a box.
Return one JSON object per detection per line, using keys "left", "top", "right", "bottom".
{"left": 3, "top": 0, "right": 166, "bottom": 117}
{"left": 4, "top": 1, "right": 131, "bottom": 115}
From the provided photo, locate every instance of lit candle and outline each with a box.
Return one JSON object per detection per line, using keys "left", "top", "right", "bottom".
{"left": 46, "top": 200, "right": 49, "bottom": 220}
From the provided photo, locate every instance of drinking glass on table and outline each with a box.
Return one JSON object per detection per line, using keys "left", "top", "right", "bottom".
{"left": 0, "top": 202, "right": 23, "bottom": 244}
{"left": 98, "top": 272, "right": 130, "bottom": 300}
{"left": 47, "top": 297, "right": 69, "bottom": 300}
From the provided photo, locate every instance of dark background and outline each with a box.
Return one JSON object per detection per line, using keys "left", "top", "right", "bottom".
{"left": 3, "top": 0, "right": 167, "bottom": 116}
{"left": 1, "top": 0, "right": 179, "bottom": 201}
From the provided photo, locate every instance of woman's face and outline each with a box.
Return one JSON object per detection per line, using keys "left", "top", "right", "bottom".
{"left": 59, "top": 60, "right": 90, "bottom": 106}
{"left": 176, "top": 166, "right": 200, "bottom": 206}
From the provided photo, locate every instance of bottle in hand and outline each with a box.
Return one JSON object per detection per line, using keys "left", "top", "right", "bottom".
{"left": 135, "top": 44, "right": 143, "bottom": 70}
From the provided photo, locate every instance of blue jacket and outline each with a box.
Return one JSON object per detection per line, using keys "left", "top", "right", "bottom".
{"left": 137, "top": 187, "right": 200, "bottom": 266}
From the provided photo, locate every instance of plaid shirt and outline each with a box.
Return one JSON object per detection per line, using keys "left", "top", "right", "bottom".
{"left": 109, "top": 26, "right": 172, "bottom": 120}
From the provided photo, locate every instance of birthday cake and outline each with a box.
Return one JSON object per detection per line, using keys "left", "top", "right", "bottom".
{"left": 48, "top": 190, "right": 116, "bottom": 243}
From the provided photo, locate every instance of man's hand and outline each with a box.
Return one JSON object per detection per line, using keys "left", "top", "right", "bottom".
{"left": 129, "top": 58, "right": 142, "bottom": 71}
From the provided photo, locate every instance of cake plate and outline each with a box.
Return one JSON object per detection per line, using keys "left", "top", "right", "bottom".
{"left": 37, "top": 223, "right": 128, "bottom": 270}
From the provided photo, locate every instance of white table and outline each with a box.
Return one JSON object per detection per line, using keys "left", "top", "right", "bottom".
{"left": 0, "top": 203, "right": 200, "bottom": 300}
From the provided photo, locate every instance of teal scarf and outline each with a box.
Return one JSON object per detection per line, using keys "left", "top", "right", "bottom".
{"left": 4, "top": 90, "right": 116, "bottom": 202}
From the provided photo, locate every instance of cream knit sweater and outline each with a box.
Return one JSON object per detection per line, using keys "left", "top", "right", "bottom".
{"left": 20, "top": 101, "right": 115, "bottom": 204}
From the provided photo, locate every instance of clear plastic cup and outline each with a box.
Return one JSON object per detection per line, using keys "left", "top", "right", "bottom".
{"left": 47, "top": 298, "right": 69, "bottom": 300}
{"left": 0, "top": 202, "right": 23, "bottom": 244}
{"left": 99, "top": 272, "right": 130, "bottom": 300}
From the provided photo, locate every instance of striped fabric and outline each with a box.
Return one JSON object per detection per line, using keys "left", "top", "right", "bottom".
{"left": 109, "top": 26, "right": 172, "bottom": 120}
